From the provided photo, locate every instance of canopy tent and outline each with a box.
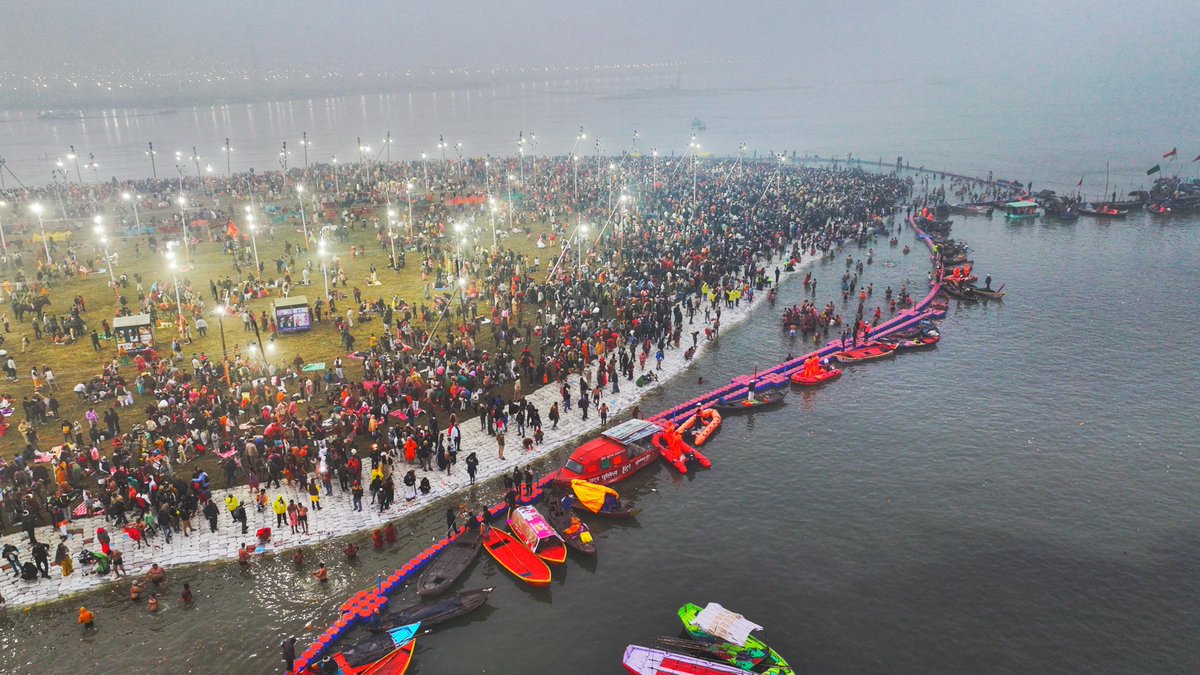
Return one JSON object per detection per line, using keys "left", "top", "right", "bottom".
{"left": 692, "top": 603, "right": 764, "bottom": 647}
{"left": 570, "top": 479, "right": 620, "bottom": 514}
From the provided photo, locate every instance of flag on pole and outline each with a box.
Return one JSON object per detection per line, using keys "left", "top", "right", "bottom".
{"left": 1163, "top": 148, "right": 1177, "bottom": 159}
{"left": 1193, "top": 154, "right": 1200, "bottom": 162}
{"left": 1146, "top": 164, "right": 1161, "bottom": 175}
{"left": 226, "top": 220, "right": 239, "bottom": 238}
{"left": 1076, "top": 175, "right": 1084, "bottom": 187}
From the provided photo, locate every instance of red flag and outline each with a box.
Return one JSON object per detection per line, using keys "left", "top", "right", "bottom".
{"left": 226, "top": 220, "right": 239, "bottom": 238}
{"left": 1163, "top": 147, "right": 1177, "bottom": 159}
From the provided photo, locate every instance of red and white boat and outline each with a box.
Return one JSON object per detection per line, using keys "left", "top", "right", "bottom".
{"left": 555, "top": 419, "right": 664, "bottom": 486}
{"left": 622, "top": 645, "right": 746, "bottom": 675}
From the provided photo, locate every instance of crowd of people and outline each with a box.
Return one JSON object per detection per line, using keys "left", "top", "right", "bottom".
{"left": 0, "top": 153, "right": 910, "bottom": 601}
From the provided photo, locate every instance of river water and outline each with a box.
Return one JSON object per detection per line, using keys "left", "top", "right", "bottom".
{"left": 1, "top": 66, "right": 1199, "bottom": 674}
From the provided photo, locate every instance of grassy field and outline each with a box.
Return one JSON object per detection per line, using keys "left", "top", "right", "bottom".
{"left": 3, "top": 193, "right": 558, "bottom": 463}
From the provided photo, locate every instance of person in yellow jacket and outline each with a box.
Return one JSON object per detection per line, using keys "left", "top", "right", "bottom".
{"left": 225, "top": 494, "right": 240, "bottom": 516}
{"left": 273, "top": 495, "right": 288, "bottom": 528}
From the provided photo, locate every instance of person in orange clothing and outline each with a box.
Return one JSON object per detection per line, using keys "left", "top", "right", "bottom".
{"left": 78, "top": 606, "right": 95, "bottom": 627}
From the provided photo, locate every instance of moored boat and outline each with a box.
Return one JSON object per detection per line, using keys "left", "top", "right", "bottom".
{"left": 1079, "top": 205, "right": 1127, "bottom": 219}
{"left": 416, "top": 529, "right": 481, "bottom": 598}
{"left": 711, "top": 389, "right": 786, "bottom": 414}
{"left": 560, "top": 479, "right": 641, "bottom": 519}
{"left": 881, "top": 334, "right": 940, "bottom": 350}
{"left": 556, "top": 418, "right": 663, "bottom": 486}
{"left": 1003, "top": 200, "right": 1040, "bottom": 219}
{"left": 481, "top": 526, "right": 552, "bottom": 586}
{"left": 333, "top": 622, "right": 421, "bottom": 673}
{"left": 677, "top": 407, "right": 722, "bottom": 446}
{"left": 651, "top": 424, "right": 711, "bottom": 473}
{"left": 790, "top": 367, "right": 841, "bottom": 386}
{"left": 623, "top": 645, "right": 746, "bottom": 675}
{"left": 367, "top": 588, "right": 493, "bottom": 632}
{"left": 508, "top": 505, "right": 568, "bottom": 565}
{"left": 833, "top": 342, "right": 897, "bottom": 363}
{"left": 545, "top": 496, "right": 596, "bottom": 556}
{"left": 678, "top": 603, "right": 793, "bottom": 675}
{"left": 948, "top": 203, "right": 994, "bottom": 216}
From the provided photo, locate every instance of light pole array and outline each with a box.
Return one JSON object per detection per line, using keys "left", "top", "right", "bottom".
{"left": 30, "top": 202, "right": 51, "bottom": 264}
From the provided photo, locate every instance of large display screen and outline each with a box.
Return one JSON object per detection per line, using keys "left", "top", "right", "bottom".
{"left": 276, "top": 305, "right": 312, "bottom": 333}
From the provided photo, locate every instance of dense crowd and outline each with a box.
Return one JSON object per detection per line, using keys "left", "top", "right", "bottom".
{"left": 0, "top": 154, "right": 909, "bottom": 591}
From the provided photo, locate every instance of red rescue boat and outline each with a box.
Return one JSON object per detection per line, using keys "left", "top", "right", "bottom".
{"left": 790, "top": 367, "right": 842, "bottom": 386}
{"left": 555, "top": 419, "right": 664, "bottom": 486}
{"left": 833, "top": 342, "right": 898, "bottom": 364}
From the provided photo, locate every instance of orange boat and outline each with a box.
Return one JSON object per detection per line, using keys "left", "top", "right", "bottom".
{"left": 790, "top": 368, "right": 842, "bottom": 386}
{"left": 481, "top": 525, "right": 553, "bottom": 585}
{"left": 833, "top": 343, "right": 897, "bottom": 364}
{"left": 508, "top": 505, "right": 568, "bottom": 565}
{"left": 678, "top": 408, "right": 722, "bottom": 446}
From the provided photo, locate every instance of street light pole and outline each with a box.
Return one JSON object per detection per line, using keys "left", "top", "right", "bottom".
{"left": 123, "top": 192, "right": 141, "bottom": 230}
{"left": 165, "top": 246, "right": 185, "bottom": 331}
{"left": 30, "top": 203, "right": 51, "bottom": 264}
{"left": 245, "top": 209, "right": 261, "bottom": 272}
{"left": 68, "top": 145, "right": 82, "bottom": 183}
{"left": 213, "top": 305, "right": 231, "bottom": 385}
{"left": 0, "top": 200, "right": 9, "bottom": 257}
{"left": 93, "top": 216, "right": 115, "bottom": 283}
{"left": 177, "top": 194, "right": 191, "bottom": 263}
{"left": 297, "top": 184, "right": 310, "bottom": 248}
{"left": 147, "top": 142, "right": 157, "bottom": 179}
{"left": 223, "top": 138, "right": 231, "bottom": 176}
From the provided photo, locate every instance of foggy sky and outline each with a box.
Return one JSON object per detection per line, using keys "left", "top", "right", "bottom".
{"left": 3, "top": 0, "right": 1198, "bottom": 89}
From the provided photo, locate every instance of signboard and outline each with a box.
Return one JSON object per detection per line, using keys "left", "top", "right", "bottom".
{"left": 274, "top": 296, "right": 312, "bottom": 334}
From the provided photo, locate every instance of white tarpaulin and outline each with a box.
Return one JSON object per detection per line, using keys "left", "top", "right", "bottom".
{"left": 693, "top": 603, "right": 763, "bottom": 647}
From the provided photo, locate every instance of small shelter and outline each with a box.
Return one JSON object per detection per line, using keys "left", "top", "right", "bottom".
{"left": 113, "top": 314, "right": 154, "bottom": 354}
{"left": 273, "top": 295, "right": 312, "bottom": 334}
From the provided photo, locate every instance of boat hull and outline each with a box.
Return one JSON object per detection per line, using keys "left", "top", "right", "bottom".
{"left": 481, "top": 527, "right": 552, "bottom": 586}
{"left": 790, "top": 368, "right": 842, "bottom": 386}
{"left": 416, "top": 529, "right": 481, "bottom": 598}
{"left": 833, "top": 343, "right": 897, "bottom": 363}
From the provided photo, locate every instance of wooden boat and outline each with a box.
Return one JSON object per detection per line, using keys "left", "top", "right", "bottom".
{"left": 941, "top": 283, "right": 980, "bottom": 301}
{"left": 960, "top": 283, "right": 1006, "bottom": 300}
{"left": 334, "top": 623, "right": 420, "bottom": 673}
{"left": 1042, "top": 205, "right": 1079, "bottom": 222}
{"left": 367, "top": 588, "right": 493, "bottom": 632}
{"left": 881, "top": 334, "right": 940, "bottom": 350}
{"left": 948, "top": 203, "right": 993, "bottom": 216}
{"left": 1079, "top": 205, "right": 1127, "bottom": 219}
{"left": 833, "top": 342, "right": 897, "bottom": 363}
{"left": 790, "top": 367, "right": 842, "bottom": 386}
{"left": 678, "top": 603, "right": 793, "bottom": 675}
{"left": 1003, "top": 200, "right": 1040, "bottom": 220}
{"left": 545, "top": 496, "right": 596, "bottom": 556}
{"left": 711, "top": 389, "right": 786, "bottom": 414}
{"left": 560, "top": 479, "right": 641, "bottom": 519}
{"left": 508, "top": 505, "right": 568, "bottom": 565}
{"left": 623, "top": 645, "right": 747, "bottom": 675}
{"left": 556, "top": 419, "right": 663, "bottom": 486}
{"left": 1102, "top": 199, "right": 1144, "bottom": 211}
{"left": 416, "top": 529, "right": 481, "bottom": 598}
{"left": 481, "top": 526, "right": 552, "bottom": 586}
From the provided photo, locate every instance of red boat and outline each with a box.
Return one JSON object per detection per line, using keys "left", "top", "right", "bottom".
{"left": 833, "top": 342, "right": 897, "bottom": 364}
{"left": 623, "top": 645, "right": 746, "bottom": 675}
{"left": 790, "top": 368, "right": 842, "bottom": 386}
{"left": 481, "top": 527, "right": 552, "bottom": 586}
{"left": 650, "top": 424, "right": 711, "bottom": 474}
{"left": 556, "top": 419, "right": 664, "bottom": 486}
{"left": 882, "top": 334, "right": 940, "bottom": 351}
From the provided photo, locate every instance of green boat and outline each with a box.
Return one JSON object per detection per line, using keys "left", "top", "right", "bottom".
{"left": 1003, "top": 200, "right": 1040, "bottom": 220}
{"left": 678, "top": 602, "right": 794, "bottom": 675}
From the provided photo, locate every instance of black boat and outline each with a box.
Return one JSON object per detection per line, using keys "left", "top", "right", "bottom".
{"left": 1079, "top": 205, "right": 1127, "bottom": 219}
{"left": 712, "top": 390, "right": 787, "bottom": 414}
{"left": 941, "top": 283, "right": 980, "bottom": 302}
{"left": 1041, "top": 204, "right": 1079, "bottom": 222}
{"left": 948, "top": 203, "right": 994, "bottom": 216}
{"left": 545, "top": 495, "right": 597, "bottom": 556}
{"left": 367, "top": 587, "right": 494, "bottom": 632}
{"left": 959, "top": 283, "right": 1005, "bottom": 300}
{"left": 416, "top": 529, "right": 481, "bottom": 598}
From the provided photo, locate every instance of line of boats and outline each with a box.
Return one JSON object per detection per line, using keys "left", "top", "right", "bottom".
{"left": 944, "top": 184, "right": 1200, "bottom": 223}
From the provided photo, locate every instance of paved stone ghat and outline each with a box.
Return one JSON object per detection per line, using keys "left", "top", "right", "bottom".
{"left": 291, "top": 215, "right": 944, "bottom": 672}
